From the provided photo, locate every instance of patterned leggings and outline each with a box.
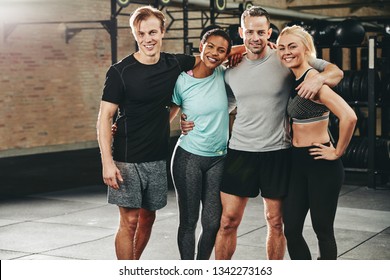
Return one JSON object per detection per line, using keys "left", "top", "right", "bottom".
{"left": 171, "top": 146, "right": 225, "bottom": 260}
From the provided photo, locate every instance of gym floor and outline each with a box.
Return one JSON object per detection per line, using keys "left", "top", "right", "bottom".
{"left": 0, "top": 148, "right": 389, "bottom": 260}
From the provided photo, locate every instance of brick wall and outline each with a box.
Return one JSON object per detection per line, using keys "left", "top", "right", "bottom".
{"left": 0, "top": 0, "right": 388, "bottom": 157}
{"left": 0, "top": 1, "right": 106, "bottom": 156}
{"left": 0, "top": 0, "right": 185, "bottom": 157}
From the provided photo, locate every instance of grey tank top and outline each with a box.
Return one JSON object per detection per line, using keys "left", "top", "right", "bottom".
{"left": 287, "top": 68, "right": 329, "bottom": 124}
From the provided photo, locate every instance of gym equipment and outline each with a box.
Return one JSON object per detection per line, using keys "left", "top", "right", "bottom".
{"left": 286, "top": 20, "right": 312, "bottom": 32}
{"left": 215, "top": 0, "right": 226, "bottom": 11}
{"left": 351, "top": 71, "right": 362, "bottom": 101}
{"left": 227, "top": 24, "right": 242, "bottom": 45}
{"left": 358, "top": 70, "right": 381, "bottom": 101}
{"left": 333, "top": 70, "right": 354, "bottom": 100}
{"left": 269, "top": 23, "right": 279, "bottom": 43}
{"left": 333, "top": 70, "right": 381, "bottom": 102}
{"left": 382, "top": 79, "right": 390, "bottom": 104}
{"left": 309, "top": 20, "right": 337, "bottom": 46}
{"left": 286, "top": 20, "right": 337, "bottom": 46}
{"left": 335, "top": 18, "right": 365, "bottom": 46}
{"left": 342, "top": 137, "right": 390, "bottom": 169}
{"left": 116, "top": 0, "right": 130, "bottom": 8}
{"left": 243, "top": 1, "right": 253, "bottom": 10}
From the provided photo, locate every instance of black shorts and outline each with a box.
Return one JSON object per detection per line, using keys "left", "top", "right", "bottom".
{"left": 221, "top": 148, "right": 291, "bottom": 198}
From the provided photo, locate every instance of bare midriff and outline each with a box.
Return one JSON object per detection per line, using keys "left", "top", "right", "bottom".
{"left": 292, "top": 117, "right": 330, "bottom": 147}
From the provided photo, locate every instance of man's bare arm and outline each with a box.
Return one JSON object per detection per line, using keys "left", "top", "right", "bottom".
{"left": 97, "top": 101, "right": 123, "bottom": 189}
{"left": 297, "top": 63, "right": 343, "bottom": 99}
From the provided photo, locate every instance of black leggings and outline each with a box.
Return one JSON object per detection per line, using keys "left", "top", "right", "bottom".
{"left": 283, "top": 145, "right": 344, "bottom": 260}
{"left": 171, "top": 146, "right": 224, "bottom": 260}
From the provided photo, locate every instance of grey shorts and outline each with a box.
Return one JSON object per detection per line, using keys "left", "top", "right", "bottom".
{"left": 108, "top": 160, "right": 168, "bottom": 211}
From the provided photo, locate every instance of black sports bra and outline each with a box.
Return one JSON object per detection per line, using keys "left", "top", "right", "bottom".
{"left": 287, "top": 68, "right": 329, "bottom": 124}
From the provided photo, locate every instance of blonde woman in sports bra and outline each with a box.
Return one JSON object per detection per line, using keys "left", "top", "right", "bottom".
{"left": 277, "top": 25, "right": 357, "bottom": 260}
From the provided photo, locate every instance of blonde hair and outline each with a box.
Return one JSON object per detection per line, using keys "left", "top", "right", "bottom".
{"left": 129, "top": 6, "right": 166, "bottom": 35}
{"left": 277, "top": 25, "right": 317, "bottom": 59}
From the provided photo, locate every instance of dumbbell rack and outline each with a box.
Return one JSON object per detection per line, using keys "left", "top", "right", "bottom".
{"left": 318, "top": 36, "right": 390, "bottom": 189}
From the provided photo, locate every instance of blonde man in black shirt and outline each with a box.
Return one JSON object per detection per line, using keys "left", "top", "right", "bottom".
{"left": 97, "top": 6, "right": 196, "bottom": 260}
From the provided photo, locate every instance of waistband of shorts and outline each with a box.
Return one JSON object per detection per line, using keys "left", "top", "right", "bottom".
{"left": 227, "top": 146, "right": 291, "bottom": 154}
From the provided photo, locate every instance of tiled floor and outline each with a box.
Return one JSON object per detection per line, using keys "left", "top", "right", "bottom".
{"left": 1, "top": 182, "right": 389, "bottom": 260}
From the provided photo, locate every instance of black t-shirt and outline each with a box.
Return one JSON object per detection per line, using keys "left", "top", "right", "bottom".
{"left": 102, "top": 52, "right": 195, "bottom": 163}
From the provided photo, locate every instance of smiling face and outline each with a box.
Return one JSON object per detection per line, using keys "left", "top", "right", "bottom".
{"left": 133, "top": 15, "right": 165, "bottom": 63}
{"left": 239, "top": 15, "right": 271, "bottom": 59}
{"left": 277, "top": 25, "right": 317, "bottom": 71}
{"left": 199, "top": 35, "right": 230, "bottom": 70}
{"left": 277, "top": 33, "right": 308, "bottom": 69}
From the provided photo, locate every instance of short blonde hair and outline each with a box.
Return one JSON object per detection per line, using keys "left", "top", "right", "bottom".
{"left": 129, "top": 6, "right": 166, "bottom": 35}
{"left": 277, "top": 25, "right": 317, "bottom": 59}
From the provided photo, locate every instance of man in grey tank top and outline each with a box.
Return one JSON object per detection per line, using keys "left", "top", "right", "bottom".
{"left": 212, "top": 7, "right": 343, "bottom": 260}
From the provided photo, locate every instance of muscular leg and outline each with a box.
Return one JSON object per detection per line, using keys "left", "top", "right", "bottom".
{"left": 115, "top": 207, "right": 140, "bottom": 260}
{"left": 134, "top": 208, "right": 156, "bottom": 260}
{"left": 215, "top": 192, "right": 248, "bottom": 260}
{"left": 263, "top": 198, "right": 286, "bottom": 260}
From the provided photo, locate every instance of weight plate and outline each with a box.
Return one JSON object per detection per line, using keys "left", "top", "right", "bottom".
{"left": 351, "top": 71, "right": 362, "bottom": 101}
{"left": 342, "top": 146, "right": 350, "bottom": 166}
{"left": 359, "top": 116, "right": 368, "bottom": 137}
{"left": 351, "top": 137, "right": 363, "bottom": 167}
{"left": 356, "top": 138, "right": 366, "bottom": 168}
{"left": 381, "top": 80, "right": 390, "bottom": 103}
{"left": 342, "top": 70, "right": 354, "bottom": 101}
{"left": 360, "top": 71, "right": 368, "bottom": 102}
{"left": 353, "top": 139, "right": 361, "bottom": 168}
{"left": 344, "top": 137, "right": 357, "bottom": 167}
